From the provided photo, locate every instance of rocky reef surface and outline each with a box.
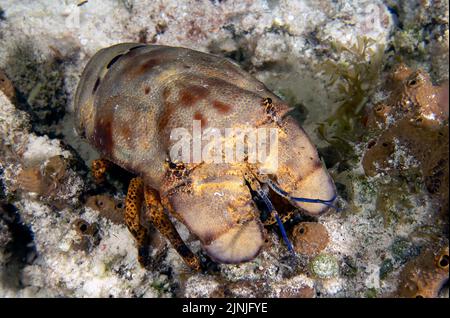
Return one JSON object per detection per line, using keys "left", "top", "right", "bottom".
{"left": 0, "top": 0, "right": 448, "bottom": 297}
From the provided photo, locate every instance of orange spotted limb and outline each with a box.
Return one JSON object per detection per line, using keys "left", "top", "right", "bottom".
{"left": 263, "top": 210, "right": 295, "bottom": 226}
{"left": 144, "top": 186, "right": 202, "bottom": 271}
{"left": 244, "top": 170, "right": 294, "bottom": 226}
{"left": 91, "top": 159, "right": 112, "bottom": 183}
{"left": 125, "top": 177, "right": 150, "bottom": 266}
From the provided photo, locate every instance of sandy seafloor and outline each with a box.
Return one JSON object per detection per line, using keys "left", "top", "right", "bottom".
{"left": 0, "top": 0, "right": 448, "bottom": 297}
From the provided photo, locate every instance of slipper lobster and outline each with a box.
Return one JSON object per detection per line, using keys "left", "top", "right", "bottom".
{"left": 74, "top": 43, "right": 337, "bottom": 270}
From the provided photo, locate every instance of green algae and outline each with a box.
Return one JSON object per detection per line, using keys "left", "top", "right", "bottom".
{"left": 334, "top": 169, "right": 424, "bottom": 229}
{"left": 317, "top": 36, "right": 386, "bottom": 168}
{"left": 365, "top": 287, "right": 378, "bottom": 298}
{"left": 390, "top": 237, "right": 420, "bottom": 264}
{"left": 309, "top": 254, "right": 339, "bottom": 279}
{"left": 374, "top": 176, "right": 420, "bottom": 227}
{"left": 340, "top": 256, "right": 358, "bottom": 278}
{"left": 392, "top": 27, "right": 426, "bottom": 57}
{"left": 379, "top": 258, "right": 394, "bottom": 280}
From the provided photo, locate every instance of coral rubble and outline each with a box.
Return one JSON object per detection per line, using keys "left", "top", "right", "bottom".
{"left": 0, "top": 0, "right": 448, "bottom": 298}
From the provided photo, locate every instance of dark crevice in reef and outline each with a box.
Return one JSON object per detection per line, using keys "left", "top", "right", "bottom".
{"left": 439, "top": 278, "right": 449, "bottom": 297}
{"left": 2, "top": 41, "right": 70, "bottom": 136}
{"left": 207, "top": 24, "right": 257, "bottom": 72}
{"left": 0, "top": 202, "right": 37, "bottom": 290}
{"left": 82, "top": 163, "right": 135, "bottom": 201}
{"left": 0, "top": 6, "right": 5, "bottom": 22}
{"left": 0, "top": 167, "right": 5, "bottom": 201}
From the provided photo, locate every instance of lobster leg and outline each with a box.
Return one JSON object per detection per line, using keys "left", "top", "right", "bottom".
{"left": 144, "top": 186, "right": 202, "bottom": 271}
{"left": 91, "top": 158, "right": 112, "bottom": 183}
{"left": 125, "top": 177, "right": 151, "bottom": 266}
{"left": 263, "top": 210, "right": 295, "bottom": 226}
{"left": 244, "top": 170, "right": 294, "bottom": 253}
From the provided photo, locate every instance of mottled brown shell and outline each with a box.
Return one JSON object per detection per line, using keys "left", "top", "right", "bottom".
{"left": 74, "top": 43, "right": 336, "bottom": 263}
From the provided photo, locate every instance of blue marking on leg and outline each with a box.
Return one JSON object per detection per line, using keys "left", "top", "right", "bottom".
{"left": 257, "top": 189, "right": 295, "bottom": 254}
{"left": 274, "top": 213, "right": 294, "bottom": 254}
